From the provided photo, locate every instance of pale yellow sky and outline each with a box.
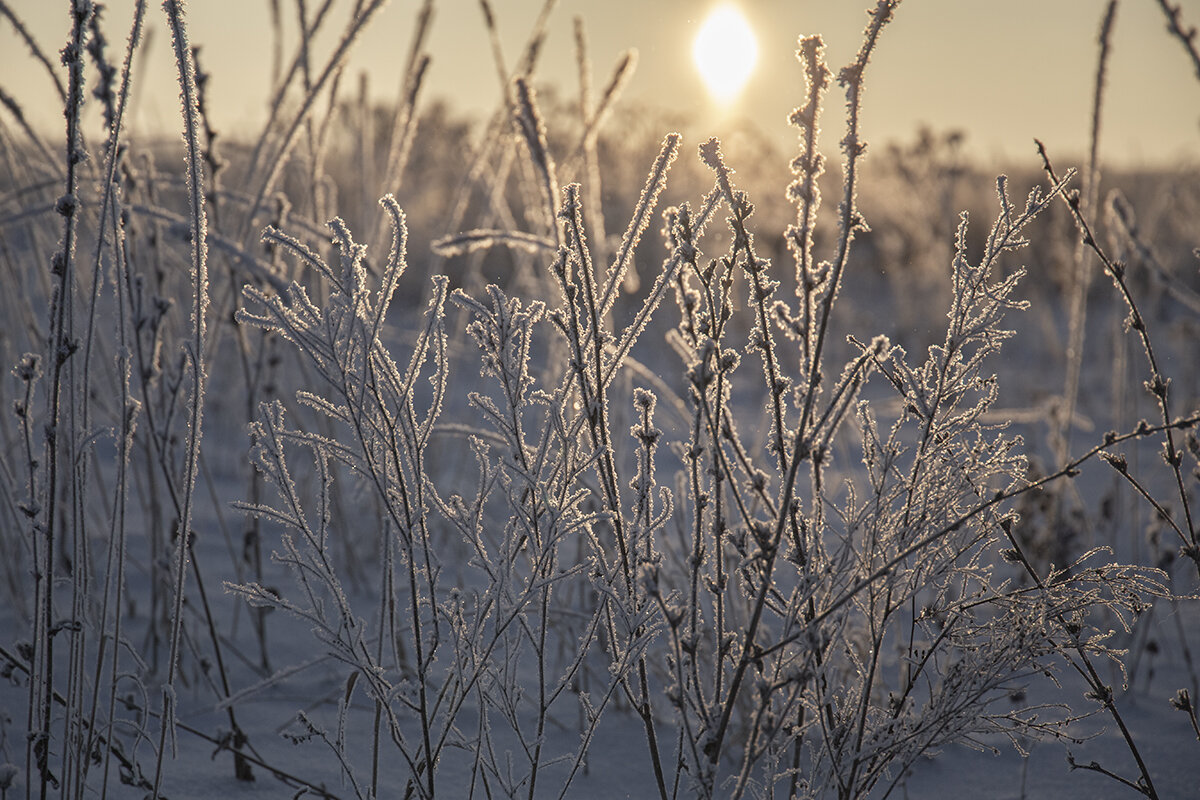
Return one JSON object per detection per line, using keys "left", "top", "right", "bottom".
{"left": 2, "top": 0, "right": 1198, "bottom": 166}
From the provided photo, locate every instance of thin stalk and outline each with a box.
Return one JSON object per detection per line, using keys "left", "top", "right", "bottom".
{"left": 1154, "top": 0, "right": 1200, "bottom": 79}
{"left": 77, "top": 8, "right": 148, "bottom": 789}
{"left": 152, "top": 3, "right": 210, "bottom": 796}
{"left": 32, "top": 3, "right": 91, "bottom": 797}
{"left": 1055, "top": 0, "right": 1116, "bottom": 463}
{"left": 240, "top": 0, "right": 389, "bottom": 242}
{"left": 1038, "top": 141, "right": 1197, "bottom": 575}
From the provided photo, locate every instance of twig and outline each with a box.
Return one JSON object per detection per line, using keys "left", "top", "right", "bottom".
{"left": 1155, "top": 0, "right": 1200, "bottom": 80}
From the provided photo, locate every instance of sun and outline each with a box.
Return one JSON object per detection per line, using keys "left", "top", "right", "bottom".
{"left": 692, "top": 5, "right": 759, "bottom": 105}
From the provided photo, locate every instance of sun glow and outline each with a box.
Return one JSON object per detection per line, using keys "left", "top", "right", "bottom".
{"left": 692, "top": 5, "right": 758, "bottom": 105}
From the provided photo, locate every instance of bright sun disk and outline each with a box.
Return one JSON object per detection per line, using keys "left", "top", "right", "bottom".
{"left": 693, "top": 6, "right": 758, "bottom": 105}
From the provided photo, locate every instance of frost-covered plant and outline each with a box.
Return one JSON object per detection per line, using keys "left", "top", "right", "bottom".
{"left": 657, "top": 155, "right": 1170, "bottom": 797}
{"left": 229, "top": 15, "right": 1186, "bottom": 797}
{"left": 232, "top": 179, "right": 686, "bottom": 796}
{"left": 232, "top": 196, "right": 458, "bottom": 799}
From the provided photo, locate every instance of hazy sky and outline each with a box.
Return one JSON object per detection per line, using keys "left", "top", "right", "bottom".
{"left": 3, "top": 0, "right": 1199, "bottom": 166}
